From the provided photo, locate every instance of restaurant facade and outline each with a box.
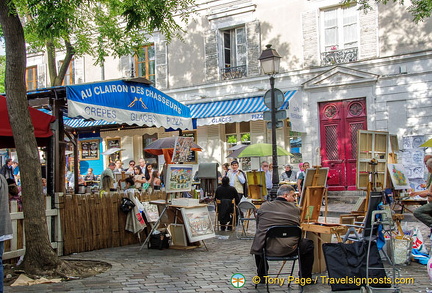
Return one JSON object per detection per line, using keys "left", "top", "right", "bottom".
{"left": 14, "top": 0, "right": 432, "bottom": 190}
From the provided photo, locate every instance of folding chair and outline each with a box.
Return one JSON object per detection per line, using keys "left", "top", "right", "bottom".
{"left": 258, "top": 225, "right": 303, "bottom": 293}
{"left": 214, "top": 199, "right": 236, "bottom": 231}
{"left": 236, "top": 201, "right": 257, "bottom": 239}
{"left": 342, "top": 192, "right": 384, "bottom": 243}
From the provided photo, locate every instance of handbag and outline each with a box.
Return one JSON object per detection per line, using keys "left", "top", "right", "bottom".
{"left": 120, "top": 197, "right": 135, "bottom": 214}
{"left": 322, "top": 241, "right": 390, "bottom": 291}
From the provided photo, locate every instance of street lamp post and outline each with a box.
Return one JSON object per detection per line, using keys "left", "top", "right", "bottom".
{"left": 259, "top": 44, "right": 281, "bottom": 200}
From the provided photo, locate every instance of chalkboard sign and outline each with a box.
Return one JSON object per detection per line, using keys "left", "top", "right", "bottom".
{"left": 80, "top": 139, "right": 99, "bottom": 160}
{"left": 107, "top": 138, "right": 120, "bottom": 149}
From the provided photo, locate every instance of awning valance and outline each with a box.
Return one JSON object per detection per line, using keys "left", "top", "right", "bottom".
{"left": 188, "top": 90, "right": 296, "bottom": 126}
{"left": 66, "top": 80, "right": 193, "bottom": 130}
{"left": 0, "top": 96, "right": 56, "bottom": 147}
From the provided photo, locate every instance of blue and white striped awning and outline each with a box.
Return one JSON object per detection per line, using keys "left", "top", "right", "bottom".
{"left": 38, "top": 108, "right": 118, "bottom": 129}
{"left": 64, "top": 118, "right": 117, "bottom": 128}
{"left": 188, "top": 90, "right": 296, "bottom": 126}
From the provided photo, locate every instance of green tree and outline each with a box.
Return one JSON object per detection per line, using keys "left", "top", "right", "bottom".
{"left": 343, "top": 0, "right": 432, "bottom": 22}
{"left": 0, "top": 0, "right": 195, "bottom": 276}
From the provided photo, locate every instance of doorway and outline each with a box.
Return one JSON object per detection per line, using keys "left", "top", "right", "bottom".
{"left": 319, "top": 98, "right": 367, "bottom": 190}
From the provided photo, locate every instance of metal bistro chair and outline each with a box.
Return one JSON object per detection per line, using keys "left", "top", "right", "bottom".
{"left": 258, "top": 225, "right": 303, "bottom": 293}
{"left": 236, "top": 201, "right": 257, "bottom": 239}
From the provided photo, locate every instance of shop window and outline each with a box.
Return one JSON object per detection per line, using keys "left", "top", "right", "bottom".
{"left": 26, "top": 66, "right": 37, "bottom": 90}
{"left": 289, "top": 130, "right": 303, "bottom": 164}
{"left": 59, "top": 59, "right": 75, "bottom": 85}
{"left": 135, "top": 44, "right": 155, "bottom": 84}
{"left": 225, "top": 122, "right": 251, "bottom": 170}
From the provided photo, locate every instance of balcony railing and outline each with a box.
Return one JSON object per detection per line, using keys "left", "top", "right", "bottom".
{"left": 321, "top": 47, "right": 358, "bottom": 66}
{"left": 221, "top": 65, "right": 247, "bottom": 80}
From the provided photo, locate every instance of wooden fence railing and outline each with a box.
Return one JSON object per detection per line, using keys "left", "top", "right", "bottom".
{"left": 4, "top": 196, "right": 61, "bottom": 260}
{"left": 4, "top": 190, "right": 166, "bottom": 260}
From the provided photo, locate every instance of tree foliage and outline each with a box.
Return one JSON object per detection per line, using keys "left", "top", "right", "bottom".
{"left": 0, "top": 0, "right": 196, "bottom": 276}
{"left": 15, "top": 0, "right": 195, "bottom": 85}
{"left": 343, "top": 0, "right": 432, "bottom": 22}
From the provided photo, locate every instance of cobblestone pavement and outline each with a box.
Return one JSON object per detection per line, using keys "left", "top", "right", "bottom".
{"left": 4, "top": 211, "right": 432, "bottom": 292}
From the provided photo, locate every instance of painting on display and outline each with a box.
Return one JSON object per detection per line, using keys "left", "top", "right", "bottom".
{"left": 400, "top": 135, "right": 425, "bottom": 191}
{"left": 172, "top": 136, "right": 195, "bottom": 163}
{"left": 388, "top": 164, "right": 411, "bottom": 190}
{"left": 165, "top": 164, "right": 193, "bottom": 193}
{"left": 80, "top": 139, "right": 99, "bottom": 160}
{"left": 142, "top": 202, "right": 159, "bottom": 223}
{"left": 181, "top": 206, "right": 215, "bottom": 242}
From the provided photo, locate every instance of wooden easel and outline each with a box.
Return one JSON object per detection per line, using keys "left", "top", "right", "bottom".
{"left": 300, "top": 165, "right": 327, "bottom": 223}
{"left": 300, "top": 165, "right": 347, "bottom": 273}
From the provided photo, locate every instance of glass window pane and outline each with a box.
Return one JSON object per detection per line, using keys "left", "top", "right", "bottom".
{"left": 344, "top": 24, "right": 357, "bottom": 44}
{"left": 324, "top": 10, "right": 337, "bottom": 27}
{"left": 325, "top": 27, "right": 338, "bottom": 46}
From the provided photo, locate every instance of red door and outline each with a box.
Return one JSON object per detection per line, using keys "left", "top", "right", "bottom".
{"left": 319, "top": 98, "right": 367, "bottom": 191}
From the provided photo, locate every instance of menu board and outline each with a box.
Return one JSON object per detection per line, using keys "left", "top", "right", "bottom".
{"left": 80, "top": 139, "right": 99, "bottom": 160}
{"left": 107, "top": 138, "right": 120, "bottom": 149}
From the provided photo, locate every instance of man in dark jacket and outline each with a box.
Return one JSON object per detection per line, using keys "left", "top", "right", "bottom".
{"left": 215, "top": 176, "right": 239, "bottom": 231}
{"left": 0, "top": 158, "right": 13, "bottom": 180}
{"left": 250, "top": 184, "right": 314, "bottom": 282}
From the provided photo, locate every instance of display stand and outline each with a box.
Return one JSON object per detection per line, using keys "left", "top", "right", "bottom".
{"left": 300, "top": 165, "right": 347, "bottom": 273}
{"left": 140, "top": 200, "right": 210, "bottom": 251}
{"left": 246, "top": 170, "right": 266, "bottom": 199}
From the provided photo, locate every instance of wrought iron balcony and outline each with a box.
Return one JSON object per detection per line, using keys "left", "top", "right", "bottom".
{"left": 321, "top": 47, "right": 358, "bottom": 66}
{"left": 221, "top": 65, "right": 247, "bottom": 80}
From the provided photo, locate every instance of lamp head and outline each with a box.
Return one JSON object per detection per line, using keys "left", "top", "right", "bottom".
{"left": 258, "top": 44, "right": 281, "bottom": 75}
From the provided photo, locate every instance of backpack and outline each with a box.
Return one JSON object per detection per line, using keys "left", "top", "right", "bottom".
{"left": 148, "top": 231, "right": 170, "bottom": 249}
{"left": 120, "top": 197, "right": 135, "bottom": 214}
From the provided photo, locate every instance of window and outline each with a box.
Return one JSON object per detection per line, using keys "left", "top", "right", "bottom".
{"left": 289, "top": 130, "right": 303, "bottom": 164}
{"left": 321, "top": 5, "right": 358, "bottom": 51}
{"left": 59, "top": 60, "right": 75, "bottom": 85}
{"left": 26, "top": 66, "right": 37, "bottom": 90}
{"left": 225, "top": 122, "right": 251, "bottom": 170}
{"left": 220, "top": 27, "right": 247, "bottom": 79}
{"left": 135, "top": 44, "right": 155, "bottom": 83}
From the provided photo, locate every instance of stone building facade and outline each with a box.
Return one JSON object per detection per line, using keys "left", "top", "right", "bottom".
{"left": 25, "top": 0, "right": 432, "bottom": 188}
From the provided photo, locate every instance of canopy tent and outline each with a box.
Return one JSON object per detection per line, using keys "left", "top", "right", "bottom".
{"left": 0, "top": 96, "right": 56, "bottom": 148}
{"left": 66, "top": 80, "right": 193, "bottom": 130}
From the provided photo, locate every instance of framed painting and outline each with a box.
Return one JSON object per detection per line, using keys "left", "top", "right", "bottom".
{"left": 388, "top": 164, "right": 411, "bottom": 190}
{"left": 80, "top": 139, "right": 99, "bottom": 160}
{"left": 181, "top": 206, "right": 215, "bottom": 242}
{"left": 165, "top": 164, "right": 193, "bottom": 193}
{"left": 142, "top": 201, "right": 160, "bottom": 223}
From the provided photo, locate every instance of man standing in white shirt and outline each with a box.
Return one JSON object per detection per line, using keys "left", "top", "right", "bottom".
{"left": 226, "top": 160, "right": 247, "bottom": 201}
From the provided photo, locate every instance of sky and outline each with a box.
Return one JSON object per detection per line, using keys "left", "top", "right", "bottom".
{"left": 0, "top": 39, "right": 4, "bottom": 55}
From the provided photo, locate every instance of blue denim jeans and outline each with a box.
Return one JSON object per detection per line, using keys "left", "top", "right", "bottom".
{"left": 0, "top": 241, "right": 4, "bottom": 293}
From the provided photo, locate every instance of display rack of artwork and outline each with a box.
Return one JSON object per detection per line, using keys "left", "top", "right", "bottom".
{"left": 181, "top": 206, "right": 215, "bottom": 242}
{"left": 356, "top": 130, "right": 389, "bottom": 190}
